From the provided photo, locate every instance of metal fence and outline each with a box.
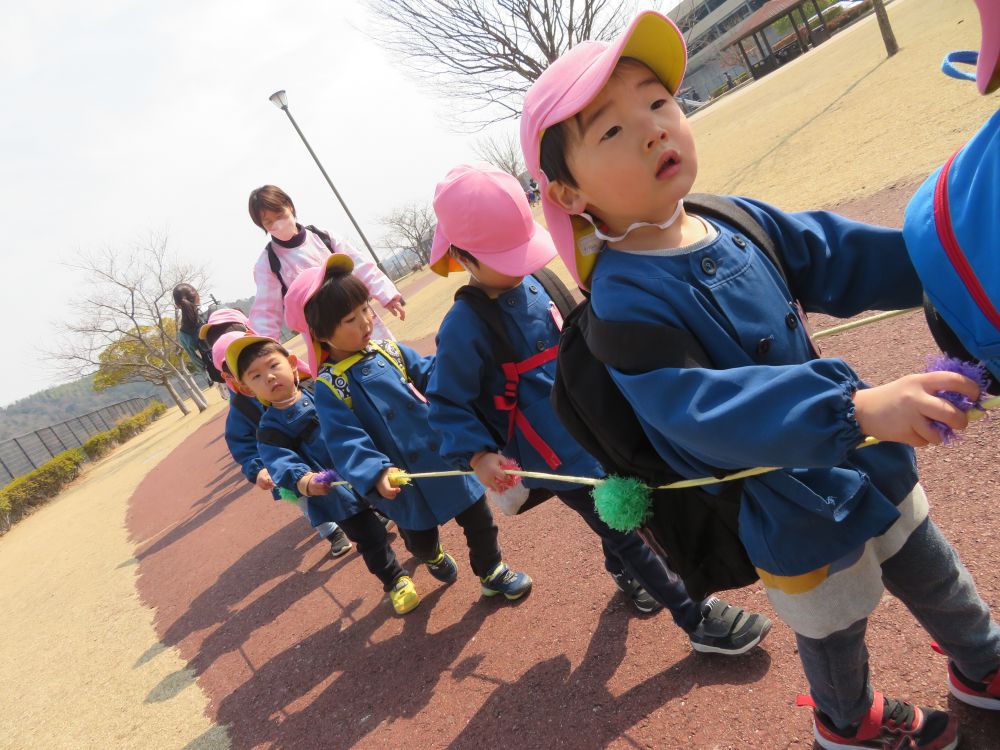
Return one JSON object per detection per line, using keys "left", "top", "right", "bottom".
{"left": 0, "top": 397, "right": 158, "bottom": 486}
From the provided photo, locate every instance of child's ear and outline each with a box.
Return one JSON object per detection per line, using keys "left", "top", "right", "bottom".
{"left": 546, "top": 180, "right": 588, "bottom": 215}
{"left": 287, "top": 353, "right": 299, "bottom": 368}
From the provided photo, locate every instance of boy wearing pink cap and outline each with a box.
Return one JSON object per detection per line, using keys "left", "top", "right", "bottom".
{"left": 207, "top": 314, "right": 352, "bottom": 558}
{"left": 424, "top": 163, "right": 770, "bottom": 654}
{"left": 520, "top": 10, "right": 1000, "bottom": 749}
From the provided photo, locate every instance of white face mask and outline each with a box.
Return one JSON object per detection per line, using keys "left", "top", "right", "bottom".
{"left": 269, "top": 217, "right": 298, "bottom": 242}
{"left": 578, "top": 200, "right": 684, "bottom": 243}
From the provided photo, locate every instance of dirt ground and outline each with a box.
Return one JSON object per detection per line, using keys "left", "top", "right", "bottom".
{"left": 4, "top": 1, "right": 1000, "bottom": 748}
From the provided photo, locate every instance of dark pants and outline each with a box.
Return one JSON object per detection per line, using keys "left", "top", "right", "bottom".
{"left": 558, "top": 485, "right": 703, "bottom": 632}
{"left": 401, "top": 495, "right": 501, "bottom": 578}
{"left": 338, "top": 508, "right": 406, "bottom": 591}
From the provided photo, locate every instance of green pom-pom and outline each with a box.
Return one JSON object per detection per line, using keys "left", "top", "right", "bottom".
{"left": 593, "top": 475, "right": 652, "bottom": 531}
{"left": 277, "top": 487, "right": 299, "bottom": 503}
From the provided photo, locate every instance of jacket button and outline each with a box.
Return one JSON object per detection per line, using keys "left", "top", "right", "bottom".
{"left": 756, "top": 336, "right": 773, "bottom": 355}
{"left": 701, "top": 257, "right": 717, "bottom": 275}
{"left": 536, "top": 340, "right": 546, "bottom": 352}
{"left": 385, "top": 410, "right": 395, "bottom": 420}
{"left": 506, "top": 297, "right": 517, "bottom": 306}
{"left": 733, "top": 235, "right": 747, "bottom": 248}
{"left": 377, "top": 360, "right": 385, "bottom": 367}
{"left": 528, "top": 284, "right": 538, "bottom": 293}
{"left": 408, "top": 452, "right": 418, "bottom": 462}
{"left": 362, "top": 367, "right": 370, "bottom": 376}
{"left": 430, "top": 442, "right": 439, "bottom": 452}
{"left": 785, "top": 312, "right": 798, "bottom": 330}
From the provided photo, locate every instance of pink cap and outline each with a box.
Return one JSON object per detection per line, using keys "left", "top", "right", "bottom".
{"left": 198, "top": 308, "right": 250, "bottom": 340}
{"left": 211, "top": 330, "right": 249, "bottom": 393}
{"left": 519, "top": 11, "right": 686, "bottom": 289}
{"left": 428, "top": 163, "right": 557, "bottom": 277}
{"left": 975, "top": 0, "right": 1000, "bottom": 94}
{"left": 283, "top": 253, "right": 356, "bottom": 378}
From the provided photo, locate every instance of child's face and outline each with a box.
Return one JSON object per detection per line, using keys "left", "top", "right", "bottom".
{"left": 555, "top": 61, "right": 697, "bottom": 235}
{"left": 241, "top": 351, "right": 299, "bottom": 403}
{"left": 322, "top": 300, "right": 375, "bottom": 357}
{"left": 452, "top": 251, "right": 523, "bottom": 293}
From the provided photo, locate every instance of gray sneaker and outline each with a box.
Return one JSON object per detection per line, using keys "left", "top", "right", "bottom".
{"left": 610, "top": 571, "right": 663, "bottom": 614}
{"left": 689, "top": 597, "right": 771, "bottom": 655}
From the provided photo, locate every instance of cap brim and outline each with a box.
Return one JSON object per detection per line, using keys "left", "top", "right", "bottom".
{"left": 198, "top": 322, "right": 213, "bottom": 340}
{"left": 429, "top": 223, "right": 464, "bottom": 276}
{"left": 225, "top": 335, "right": 279, "bottom": 383}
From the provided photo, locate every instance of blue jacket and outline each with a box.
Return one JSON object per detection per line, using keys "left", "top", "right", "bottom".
{"left": 427, "top": 275, "right": 604, "bottom": 489}
{"left": 224, "top": 393, "right": 282, "bottom": 502}
{"left": 590, "top": 197, "right": 923, "bottom": 577}
{"left": 256, "top": 393, "right": 366, "bottom": 525}
{"left": 314, "top": 340, "right": 484, "bottom": 531}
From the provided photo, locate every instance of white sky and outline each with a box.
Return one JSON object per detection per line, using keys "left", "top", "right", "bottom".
{"left": 0, "top": 0, "right": 517, "bottom": 407}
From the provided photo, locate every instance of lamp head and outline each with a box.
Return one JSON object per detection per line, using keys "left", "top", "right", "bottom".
{"left": 269, "top": 90, "right": 288, "bottom": 109}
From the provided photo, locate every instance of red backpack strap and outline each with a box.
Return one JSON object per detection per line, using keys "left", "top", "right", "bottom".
{"left": 934, "top": 151, "right": 1000, "bottom": 331}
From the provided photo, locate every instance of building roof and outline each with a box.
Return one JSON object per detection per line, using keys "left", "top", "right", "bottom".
{"left": 723, "top": 0, "right": 814, "bottom": 48}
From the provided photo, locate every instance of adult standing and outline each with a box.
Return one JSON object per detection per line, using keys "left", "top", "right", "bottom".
{"left": 247, "top": 185, "right": 404, "bottom": 345}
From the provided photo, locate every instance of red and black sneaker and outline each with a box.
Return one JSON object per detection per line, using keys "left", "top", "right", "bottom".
{"left": 932, "top": 641, "right": 1000, "bottom": 710}
{"left": 797, "top": 691, "right": 959, "bottom": 750}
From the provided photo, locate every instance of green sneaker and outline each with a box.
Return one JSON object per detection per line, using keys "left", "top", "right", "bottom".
{"left": 480, "top": 562, "right": 532, "bottom": 600}
{"left": 426, "top": 546, "right": 458, "bottom": 583}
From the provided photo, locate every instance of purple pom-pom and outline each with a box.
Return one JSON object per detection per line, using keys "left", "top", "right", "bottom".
{"left": 315, "top": 469, "right": 342, "bottom": 485}
{"left": 925, "top": 355, "right": 992, "bottom": 444}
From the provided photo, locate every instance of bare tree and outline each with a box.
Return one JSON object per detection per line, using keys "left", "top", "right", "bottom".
{"left": 380, "top": 203, "right": 437, "bottom": 266}
{"left": 51, "top": 233, "right": 211, "bottom": 414}
{"left": 473, "top": 131, "right": 525, "bottom": 177}
{"left": 365, "top": 0, "right": 650, "bottom": 126}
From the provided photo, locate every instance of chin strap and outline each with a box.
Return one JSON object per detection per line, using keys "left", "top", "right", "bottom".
{"left": 578, "top": 199, "right": 684, "bottom": 243}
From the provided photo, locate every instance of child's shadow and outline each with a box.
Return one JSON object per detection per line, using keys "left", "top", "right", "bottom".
{"left": 446, "top": 601, "right": 771, "bottom": 749}
{"left": 214, "top": 586, "right": 496, "bottom": 749}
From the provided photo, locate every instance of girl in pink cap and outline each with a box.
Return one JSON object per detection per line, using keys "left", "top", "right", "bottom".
{"left": 246, "top": 184, "right": 405, "bottom": 342}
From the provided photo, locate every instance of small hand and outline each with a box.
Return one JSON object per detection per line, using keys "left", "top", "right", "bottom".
{"left": 377, "top": 467, "right": 402, "bottom": 499}
{"left": 385, "top": 298, "right": 406, "bottom": 321}
{"left": 255, "top": 468, "right": 275, "bottom": 491}
{"left": 853, "top": 372, "right": 981, "bottom": 447}
{"left": 296, "top": 472, "right": 331, "bottom": 497}
{"left": 470, "top": 451, "right": 508, "bottom": 493}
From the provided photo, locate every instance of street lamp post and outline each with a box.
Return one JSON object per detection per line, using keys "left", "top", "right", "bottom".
{"left": 268, "top": 90, "right": 389, "bottom": 275}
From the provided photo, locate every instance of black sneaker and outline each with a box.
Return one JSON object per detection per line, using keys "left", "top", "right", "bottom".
{"left": 610, "top": 571, "right": 663, "bottom": 614}
{"left": 327, "top": 528, "right": 352, "bottom": 558}
{"left": 689, "top": 597, "right": 771, "bottom": 655}
{"left": 800, "top": 691, "right": 959, "bottom": 750}
{"left": 376, "top": 511, "right": 396, "bottom": 532}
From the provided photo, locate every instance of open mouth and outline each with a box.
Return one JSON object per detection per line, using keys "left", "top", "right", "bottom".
{"left": 656, "top": 151, "right": 680, "bottom": 178}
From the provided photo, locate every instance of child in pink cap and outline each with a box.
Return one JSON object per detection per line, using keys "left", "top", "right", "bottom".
{"left": 283, "top": 254, "right": 533, "bottom": 609}
{"left": 520, "top": 10, "right": 999, "bottom": 749}
{"left": 206, "top": 315, "right": 352, "bottom": 558}
{"left": 424, "top": 163, "right": 770, "bottom": 654}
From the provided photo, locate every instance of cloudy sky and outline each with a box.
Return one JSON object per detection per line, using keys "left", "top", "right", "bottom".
{"left": 9, "top": 1, "right": 679, "bottom": 406}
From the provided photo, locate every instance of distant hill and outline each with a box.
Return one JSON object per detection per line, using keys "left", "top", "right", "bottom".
{"left": 1, "top": 296, "right": 256, "bottom": 441}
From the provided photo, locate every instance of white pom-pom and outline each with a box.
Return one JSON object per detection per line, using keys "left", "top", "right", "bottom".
{"left": 486, "top": 483, "right": 531, "bottom": 516}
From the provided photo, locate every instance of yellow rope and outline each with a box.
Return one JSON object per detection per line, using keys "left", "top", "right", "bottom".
{"left": 811, "top": 308, "right": 920, "bottom": 340}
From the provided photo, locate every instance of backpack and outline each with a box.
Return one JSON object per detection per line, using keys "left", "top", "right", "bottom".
{"left": 255, "top": 380, "right": 319, "bottom": 449}
{"left": 551, "top": 194, "right": 796, "bottom": 600}
{"left": 453, "top": 267, "right": 577, "bottom": 514}
{"left": 231, "top": 392, "right": 263, "bottom": 426}
{"left": 266, "top": 225, "right": 335, "bottom": 298}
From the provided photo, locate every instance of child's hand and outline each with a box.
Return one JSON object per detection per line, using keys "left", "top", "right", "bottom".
{"left": 296, "top": 472, "right": 331, "bottom": 497}
{"left": 853, "top": 372, "right": 982, "bottom": 447}
{"left": 470, "top": 451, "right": 508, "bottom": 492}
{"left": 376, "top": 468, "right": 402, "bottom": 499}
{"left": 255, "top": 468, "right": 275, "bottom": 491}
{"left": 385, "top": 298, "right": 406, "bottom": 321}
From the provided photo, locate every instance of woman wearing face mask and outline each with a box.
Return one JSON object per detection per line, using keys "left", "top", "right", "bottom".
{"left": 247, "top": 185, "right": 405, "bottom": 344}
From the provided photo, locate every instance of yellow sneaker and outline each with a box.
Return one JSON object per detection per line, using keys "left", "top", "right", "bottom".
{"left": 389, "top": 575, "right": 420, "bottom": 615}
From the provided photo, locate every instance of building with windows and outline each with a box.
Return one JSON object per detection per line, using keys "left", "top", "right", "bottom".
{"left": 668, "top": 0, "right": 771, "bottom": 99}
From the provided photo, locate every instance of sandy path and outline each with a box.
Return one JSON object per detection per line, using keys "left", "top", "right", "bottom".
{"left": 0, "top": 395, "right": 231, "bottom": 750}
